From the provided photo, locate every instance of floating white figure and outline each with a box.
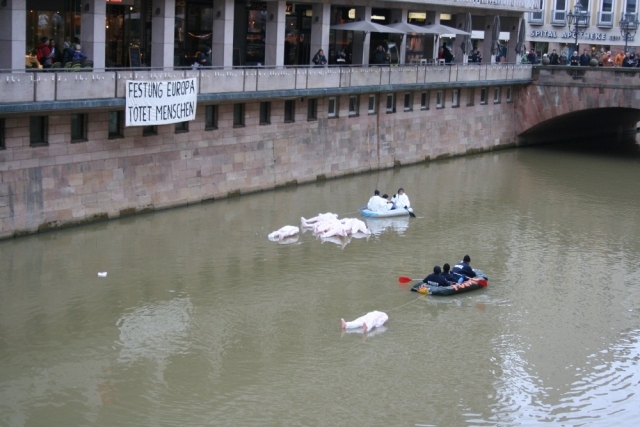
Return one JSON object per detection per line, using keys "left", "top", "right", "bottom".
{"left": 300, "top": 213, "right": 338, "bottom": 228}
{"left": 268, "top": 225, "right": 300, "bottom": 241}
{"left": 97, "top": 272, "right": 107, "bottom": 277}
{"left": 341, "top": 310, "right": 388, "bottom": 332}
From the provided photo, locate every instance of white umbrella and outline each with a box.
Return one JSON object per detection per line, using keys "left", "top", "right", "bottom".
{"left": 331, "top": 20, "right": 405, "bottom": 34}
{"left": 421, "top": 23, "right": 471, "bottom": 36}
{"left": 385, "top": 22, "right": 434, "bottom": 34}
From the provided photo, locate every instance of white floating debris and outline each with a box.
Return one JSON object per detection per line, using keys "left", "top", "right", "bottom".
{"left": 98, "top": 272, "right": 108, "bottom": 277}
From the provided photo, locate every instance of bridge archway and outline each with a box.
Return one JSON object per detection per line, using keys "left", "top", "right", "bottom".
{"left": 518, "top": 107, "right": 640, "bottom": 145}
{"left": 516, "top": 72, "right": 640, "bottom": 144}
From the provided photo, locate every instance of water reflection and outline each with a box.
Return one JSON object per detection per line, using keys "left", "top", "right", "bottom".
{"left": 363, "top": 216, "right": 410, "bottom": 236}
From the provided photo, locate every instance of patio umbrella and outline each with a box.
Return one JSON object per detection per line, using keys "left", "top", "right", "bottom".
{"left": 385, "top": 22, "right": 434, "bottom": 34}
{"left": 514, "top": 18, "right": 527, "bottom": 56}
{"left": 490, "top": 15, "right": 501, "bottom": 56}
{"left": 331, "top": 20, "right": 405, "bottom": 34}
{"left": 461, "top": 13, "right": 473, "bottom": 55}
{"left": 421, "top": 23, "right": 471, "bottom": 36}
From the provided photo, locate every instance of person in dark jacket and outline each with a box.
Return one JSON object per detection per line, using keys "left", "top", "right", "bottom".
{"left": 569, "top": 51, "right": 580, "bottom": 66}
{"left": 422, "top": 266, "right": 450, "bottom": 287}
{"left": 452, "top": 255, "right": 476, "bottom": 280}
{"left": 441, "top": 263, "right": 458, "bottom": 284}
{"left": 549, "top": 49, "right": 560, "bottom": 65}
{"left": 579, "top": 49, "right": 591, "bottom": 66}
{"left": 371, "top": 45, "right": 388, "bottom": 65}
{"left": 312, "top": 49, "right": 327, "bottom": 67}
{"left": 442, "top": 46, "right": 454, "bottom": 63}
{"left": 526, "top": 49, "right": 537, "bottom": 64}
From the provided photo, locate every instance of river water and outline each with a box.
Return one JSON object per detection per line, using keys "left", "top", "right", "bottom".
{"left": 1, "top": 139, "right": 640, "bottom": 427}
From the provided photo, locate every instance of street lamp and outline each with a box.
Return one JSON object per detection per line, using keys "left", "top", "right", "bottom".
{"left": 567, "top": 4, "right": 590, "bottom": 54}
{"left": 619, "top": 12, "right": 639, "bottom": 53}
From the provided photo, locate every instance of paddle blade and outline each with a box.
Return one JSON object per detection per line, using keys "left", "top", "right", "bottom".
{"left": 398, "top": 276, "right": 415, "bottom": 283}
{"left": 405, "top": 207, "right": 416, "bottom": 218}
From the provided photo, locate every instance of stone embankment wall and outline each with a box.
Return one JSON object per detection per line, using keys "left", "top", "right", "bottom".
{"left": 0, "top": 87, "right": 519, "bottom": 239}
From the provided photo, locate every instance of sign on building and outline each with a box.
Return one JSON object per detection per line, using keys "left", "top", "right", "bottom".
{"left": 125, "top": 78, "right": 197, "bottom": 127}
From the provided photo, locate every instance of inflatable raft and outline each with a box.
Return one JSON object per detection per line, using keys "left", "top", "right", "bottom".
{"left": 360, "top": 207, "right": 414, "bottom": 218}
{"left": 411, "top": 269, "right": 488, "bottom": 296}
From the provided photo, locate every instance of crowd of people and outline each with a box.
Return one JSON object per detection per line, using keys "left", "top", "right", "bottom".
{"left": 523, "top": 47, "right": 639, "bottom": 67}
{"left": 35, "top": 36, "right": 88, "bottom": 69}
{"left": 422, "top": 255, "right": 477, "bottom": 287}
{"left": 366, "top": 188, "right": 411, "bottom": 212}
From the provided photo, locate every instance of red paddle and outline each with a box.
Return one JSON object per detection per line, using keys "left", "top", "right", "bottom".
{"left": 398, "top": 276, "right": 420, "bottom": 283}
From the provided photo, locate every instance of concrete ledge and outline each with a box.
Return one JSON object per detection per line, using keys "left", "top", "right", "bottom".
{"left": 0, "top": 80, "right": 532, "bottom": 114}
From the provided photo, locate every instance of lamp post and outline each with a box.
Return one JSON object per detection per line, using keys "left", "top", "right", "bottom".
{"left": 567, "top": 4, "right": 590, "bottom": 54}
{"left": 619, "top": 12, "right": 639, "bottom": 53}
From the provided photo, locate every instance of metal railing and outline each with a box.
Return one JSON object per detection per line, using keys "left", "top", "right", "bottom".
{"left": 0, "top": 64, "right": 533, "bottom": 105}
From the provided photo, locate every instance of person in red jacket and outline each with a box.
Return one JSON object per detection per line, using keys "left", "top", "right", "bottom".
{"left": 36, "top": 37, "right": 52, "bottom": 68}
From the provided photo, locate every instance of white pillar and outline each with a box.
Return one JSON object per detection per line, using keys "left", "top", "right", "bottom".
{"left": 310, "top": 3, "right": 331, "bottom": 65}
{"left": 81, "top": 0, "right": 106, "bottom": 69}
{"left": 151, "top": 0, "right": 175, "bottom": 70}
{"left": 0, "top": 0, "right": 26, "bottom": 72}
{"left": 212, "top": 0, "right": 235, "bottom": 68}
{"left": 352, "top": 7, "right": 372, "bottom": 65}
{"left": 265, "top": 1, "right": 286, "bottom": 66}
{"left": 426, "top": 11, "right": 440, "bottom": 60}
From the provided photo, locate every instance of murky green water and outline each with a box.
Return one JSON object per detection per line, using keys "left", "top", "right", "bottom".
{"left": 1, "top": 139, "right": 640, "bottom": 426}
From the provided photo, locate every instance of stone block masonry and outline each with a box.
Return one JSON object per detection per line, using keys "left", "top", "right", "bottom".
{"left": 0, "top": 88, "right": 519, "bottom": 239}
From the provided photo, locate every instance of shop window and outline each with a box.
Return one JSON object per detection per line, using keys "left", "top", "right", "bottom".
{"left": 404, "top": 92, "right": 413, "bottom": 111}
{"left": 421, "top": 92, "right": 429, "bottom": 110}
{"left": 467, "top": 88, "right": 475, "bottom": 106}
{"left": 205, "top": 105, "right": 218, "bottom": 130}
{"left": 173, "top": 1, "right": 214, "bottom": 66}
{"left": 30, "top": 116, "right": 48, "bottom": 146}
{"left": 307, "top": 99, "right": 318, "bottom": 121}
{"left": 328, "top": 97, "right": 338, "bottom": 118}
{"left": 105, "top": 2, "right": 152, "bottom": 67}
{"left": 26, "top": 2, "right": 81, "bottom": 59}
{"left": 108, "top": 111, "right": 124, "bottom": 139}
{"left": 234, "top": 104, "right": 246, "bottom": 127}
{"left": 386, "top": 93, "right": 396, "bottom": 113}
{"left": 349, "top": 96, "right": 359, "bottom": 116}
{"left": 175, "top": 121, "right": 189, "bottom": 133}
{"left": 260, "top": 102, "right": 271, "bottom": 125}
{"left": 284, "top": 100, "right": 295, "bottom": 123}
{"left": 368, "top": 95, "right": 377, "bottom": 114}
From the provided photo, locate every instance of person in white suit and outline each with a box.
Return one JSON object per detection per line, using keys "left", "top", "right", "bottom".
{"left": 341, "top": 311, "right": 388, "bottom": 332}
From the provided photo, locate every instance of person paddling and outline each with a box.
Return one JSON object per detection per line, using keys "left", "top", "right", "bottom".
{"left": 391, "top": 188, "right": 410, "bottom": 209}
{"left": 452, "top": 255, "right": 476, "bottom": 281}
{"left": 422, "top": 265, "right": 450, "bottom": 287}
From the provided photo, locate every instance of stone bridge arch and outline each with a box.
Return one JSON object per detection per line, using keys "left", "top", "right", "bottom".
{"left": 515, "top": 67, "right": 640, "bottom": 144}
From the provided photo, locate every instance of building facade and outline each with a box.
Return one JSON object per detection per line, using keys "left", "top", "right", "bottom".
{"left": 526, "top": 0, "right": 638, "bottom": 57}
{"left": 0, "top": 0, "right": 537, "bottom": 239}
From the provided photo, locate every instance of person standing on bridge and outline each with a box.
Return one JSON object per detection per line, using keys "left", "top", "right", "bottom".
{"left": 569, "top": 51, "right": 580, "bottom": 66}
{"left": 549, "top": 49, "right": 559, "bottom": 65}
{"left": 579, "top": 49, "right": 591, "bottom": 66}
{"left": 615, "top": 50, "right": 625, "bottom": 66}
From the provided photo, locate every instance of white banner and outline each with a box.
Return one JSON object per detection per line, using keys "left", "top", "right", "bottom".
{"left": 125, "top": 78, "right": 197, "bottom": 127}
